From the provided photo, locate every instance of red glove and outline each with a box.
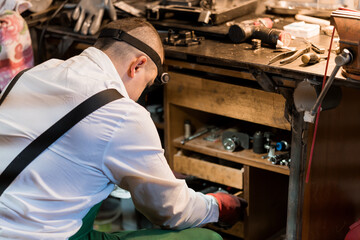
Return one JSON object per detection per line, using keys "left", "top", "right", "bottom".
{"left": 345, "top": 219, "right": 360, "bottom": 240}
{"left": 208, "top": 192, "right": 248, "bottom": 227}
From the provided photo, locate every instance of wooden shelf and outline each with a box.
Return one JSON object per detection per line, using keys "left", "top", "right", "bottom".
{"left": 173, "top": 134, "right": 290, "bottom": 176}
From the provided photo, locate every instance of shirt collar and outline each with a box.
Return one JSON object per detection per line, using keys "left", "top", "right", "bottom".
{"left": 80, "top": 47, "right": 130, "bottom": 99}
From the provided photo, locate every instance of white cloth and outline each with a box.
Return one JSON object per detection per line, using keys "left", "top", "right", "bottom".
{"left": 0, "top": 47, "right": 219, "bottom": 240}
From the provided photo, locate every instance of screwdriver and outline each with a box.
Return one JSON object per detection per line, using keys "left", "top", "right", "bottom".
{"left": 301, "top": 53, "right": 327, "bottom": 65}
{"left": 181, "top": 128, "right": 210, "bottom": 145}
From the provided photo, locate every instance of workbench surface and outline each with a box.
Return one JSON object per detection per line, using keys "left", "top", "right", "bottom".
{"left": 163, "top": 33, "right": 360, "bottom": 88}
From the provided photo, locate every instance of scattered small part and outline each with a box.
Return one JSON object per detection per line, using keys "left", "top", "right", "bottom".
{"left": 251, "top": 39, "right": 261, "bottom": 50}
{"left": 164, "top": 29, "right": 204, "bottom": 46}
{"left": 268, "top": 152, "right": 291, "bottom": 167}
{"left": 184, "top": 120, "right": 191, "bottom": 139}
{"left": 276, "top": 141, "right": 290, "bottom": 151}
{"left": 311, "top": 43, "right": 326, "bottom": 54}
{"left": 203, "top": 128, "right": 220, "bottom": 142}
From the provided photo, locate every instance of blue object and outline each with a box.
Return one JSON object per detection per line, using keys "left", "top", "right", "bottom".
{"left": 276, "top": 141, "right": 288, "bottom": 151}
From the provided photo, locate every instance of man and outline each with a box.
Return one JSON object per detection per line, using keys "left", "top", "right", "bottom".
{"left": 0, "top": 17, "right": 247, "bottom": 239}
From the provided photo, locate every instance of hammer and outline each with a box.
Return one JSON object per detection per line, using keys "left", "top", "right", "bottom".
{"left": 301, "top": 53, "right": 328, "bottom": 65}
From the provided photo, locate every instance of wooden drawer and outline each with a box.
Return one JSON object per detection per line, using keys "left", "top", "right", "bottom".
{"left": 166, "top": 71, "right": 290, "bottom": 130}
{"left": 173, "top": 151, "right": 243, "bottom": 189}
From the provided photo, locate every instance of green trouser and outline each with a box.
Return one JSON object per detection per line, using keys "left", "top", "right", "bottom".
{"left": 69, "top": 202, "right": 222, "bottom": 240}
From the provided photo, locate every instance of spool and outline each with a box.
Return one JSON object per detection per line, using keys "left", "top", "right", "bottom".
{"left": 184, "top": 120, "right": 191, "bottom": 139}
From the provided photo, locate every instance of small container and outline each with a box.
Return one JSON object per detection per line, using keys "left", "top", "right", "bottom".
{"left": 253, "top": 131, "right": 267, "bottom": 154}
{"left": 283, "top": 21, "right": 320, "bottom": 38}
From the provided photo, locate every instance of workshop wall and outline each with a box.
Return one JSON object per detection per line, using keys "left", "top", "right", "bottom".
{"left": 300, "top": 0, "right": 359, "bottom": 9}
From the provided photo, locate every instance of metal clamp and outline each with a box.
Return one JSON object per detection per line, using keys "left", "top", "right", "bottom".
{"left": 304, "top": 48, "right": 352, "bottom": 122}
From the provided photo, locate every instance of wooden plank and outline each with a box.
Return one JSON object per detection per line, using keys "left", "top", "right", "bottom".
{"left": 173, "top": 135, "right": 290, "bottom": 175}
{"left": 173, "top": 151, "right": 244, "bottom": 189}
{"left": 167, "top": 72, "right": 291, "bottom": 130}
{"left": 165, "top": 59, "right": 256, "bottom": 81}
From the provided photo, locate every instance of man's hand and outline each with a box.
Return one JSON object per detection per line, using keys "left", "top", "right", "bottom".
{"left": 72, "top": 0, "right": 116, "bottom": 35}
{"left": 208, "top": 192, "right": 248, "bottom": 227}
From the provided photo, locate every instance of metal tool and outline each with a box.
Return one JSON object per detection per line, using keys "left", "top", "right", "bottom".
{"left": 279, "top": 46, "right": 311, "bottom": 65}
{"left": 269, "top": 152, "right": 290, "bottom": 166}
{"left": 228, "top": 18, "right": 291, "bottom": 48}
{"left": 304, "top": 48, "right": 352, "bottom": 122}
{"left": 181, "top": 127, "right": 211, "bottom": 144}
{"left": 164, "top": 29, "right": 204, "bottom": 46}
{"left": 331, "top": 9, "right": 360, "bottom": 80}
{"left": 280, "top": 158, "right": 291, "bottom": 167}
{"left": 221, "top": 129, "right": 250, "bottom": 152}
{"left": 268, "top": 49, "right": 297, "bottom": 65}
{"left": 203, "top": 127, "right": 220, "bottom": 142}
{"left": 310, "top": 42, "right": 326, "bottom": 54}
{"left": 268, "top": 46, "right": 311, "bottom": 65}
{"left": 303, "top": 39, "right": 326, "bottom": 54}
{"left": 146, "top": 0, "right": 258, "bottom": 25}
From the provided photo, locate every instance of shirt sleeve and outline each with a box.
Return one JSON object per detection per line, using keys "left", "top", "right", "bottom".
{"left": 102, "top": 103, "right": 219, "bottom": 229}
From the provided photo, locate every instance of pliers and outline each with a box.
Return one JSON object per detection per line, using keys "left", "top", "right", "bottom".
{"left": 268, "top": 46, "right": 311, "bottom": 65}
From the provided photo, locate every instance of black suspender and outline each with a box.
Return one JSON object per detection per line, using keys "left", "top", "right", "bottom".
{"left": 0, "top": 69, "right": 123, "bottom": 196}
{"left": 0, "top": 68, "right": 29, "bottom": 105}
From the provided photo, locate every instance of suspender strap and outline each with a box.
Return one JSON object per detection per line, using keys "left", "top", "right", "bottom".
{"left": 0, "top": 88, "right": 123, "bottom": 196}
{"left": 0, "top": 68, "right": 29, "bottom": 105}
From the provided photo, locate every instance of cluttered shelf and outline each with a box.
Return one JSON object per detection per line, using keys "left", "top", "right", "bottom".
{"left": 173, "top": 134, "right": 290, "bottom": 175}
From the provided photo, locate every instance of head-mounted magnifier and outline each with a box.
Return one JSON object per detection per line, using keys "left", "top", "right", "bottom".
{"left": 98, "top": 28, "right": 170, "bottom": 85}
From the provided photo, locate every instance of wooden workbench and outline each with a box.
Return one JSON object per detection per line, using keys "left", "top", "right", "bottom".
{"left": 162, "top": 33, "right": 360, "bottom": 240}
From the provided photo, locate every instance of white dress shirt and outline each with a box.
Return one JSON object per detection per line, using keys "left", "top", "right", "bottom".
{"left": 0, "top": 47, "right": 219, "bottom": 240}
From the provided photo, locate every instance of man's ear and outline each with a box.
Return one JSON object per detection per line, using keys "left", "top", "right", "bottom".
{"left": 128, "top": 56, "right": 148, "bottom": 78}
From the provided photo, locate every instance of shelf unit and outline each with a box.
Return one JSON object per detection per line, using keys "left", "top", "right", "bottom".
{"left": 164, "top": 60, "right": 290, "bottom": 239}
{"left": 173, "top": 135, "right": 290, "bottom": 176}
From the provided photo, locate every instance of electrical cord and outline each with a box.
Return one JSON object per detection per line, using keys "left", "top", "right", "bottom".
{"left": 305, "top": 26, "right": 336, "bottom": 183}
